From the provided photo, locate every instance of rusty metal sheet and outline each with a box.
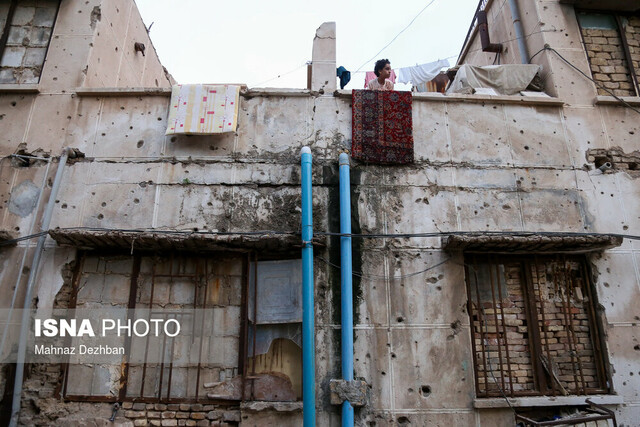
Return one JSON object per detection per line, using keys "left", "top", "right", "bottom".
{"left": 249, "top": 259, "right": 302, "bottom": 324}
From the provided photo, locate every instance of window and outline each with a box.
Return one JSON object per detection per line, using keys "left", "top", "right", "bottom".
{"left": 62, "top": 252, "right": 245, "bottom": 402}
{"left": 577, "top": 11, "right": 640, "bottom": 97}
{"left": 59, "top": 252, "right": 303, "bottom": 403}
{"left": 0, "top": 0, "right": 59, "bottom": 84}
{"left": 464, "top": 254, "right": 609, "bottom": 398}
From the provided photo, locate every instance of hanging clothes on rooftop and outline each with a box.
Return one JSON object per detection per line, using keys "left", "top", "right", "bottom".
{"left": 166, "top": 84, "right": 240, "bottom": 135}
{"left": 397, "top": 59, "right": 450, "bottom": 86}
{"left": 413, "top": 72, "right": 450, "bottom": 93}
{"left": 351, "top": 89, "right": 413, "bottom": 164}
{"left": 364, "top": 69, "right": 397, "bottom": 88}
{"left": 337, "top": 66, "right": 351, "bottom": 89}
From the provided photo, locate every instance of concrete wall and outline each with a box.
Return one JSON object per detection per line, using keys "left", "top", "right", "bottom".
{"left": 1, "top": 0, "right": 639, "bottom": 426}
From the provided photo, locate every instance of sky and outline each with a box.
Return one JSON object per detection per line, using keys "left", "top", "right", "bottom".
{"left": 134, "top": 0, "right": 480, "bottom": 89}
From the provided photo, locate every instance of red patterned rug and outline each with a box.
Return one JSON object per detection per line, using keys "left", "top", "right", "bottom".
{"left": 351, "top": 90, "right": 414, "bottom": 164}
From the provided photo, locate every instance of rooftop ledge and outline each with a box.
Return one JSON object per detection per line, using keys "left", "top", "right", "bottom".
{"left": 595, "top": 95, "right": 640, "bottom": 106}
{"left": 75, "top": 87, "right": 172, "bottom": 96}
{"left": 474, "top": 395, "right": 623, "bottom": 408}
{"left": 73, "top": 86, "right": 316, "bottom": 98}
{"left": 334, "top": 90, "right": 565, "bottom": 106}
{"left": 0, "top": 84, "right": 39, "bottom": 94}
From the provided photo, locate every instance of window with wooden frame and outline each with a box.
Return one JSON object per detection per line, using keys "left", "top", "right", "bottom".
{"left": 464, "top": 254, "right": 609, "bottom": 398}
{"left": 59, "top": 251, "right": 303, "bottom": 403}
{"left": 577, "top": 10, "right": 640, "bottom": 97}
{"left": 62, "top": 252, "right": 246, "bottom": 403}
{"left": 0, "top": 0, "right": 60, "bottom": 84}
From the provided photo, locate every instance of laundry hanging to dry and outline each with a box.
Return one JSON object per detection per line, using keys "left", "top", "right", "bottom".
{"left": 351, "top": 90, "right": 414, "bottom": 164}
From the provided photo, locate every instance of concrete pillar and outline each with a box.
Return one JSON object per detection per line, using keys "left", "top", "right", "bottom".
{"left": 311, "top": 22, "right": 336, "bottom": 93}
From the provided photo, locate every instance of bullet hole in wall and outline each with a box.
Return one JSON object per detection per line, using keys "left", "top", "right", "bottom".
{"left": 420, "top": 385, "right": 431, "bottom": 397}
{"left": 397, "top": 416, "right": 410, "bottom": 425}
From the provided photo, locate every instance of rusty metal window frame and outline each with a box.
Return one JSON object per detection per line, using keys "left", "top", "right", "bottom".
{"left": 60, "top": 251, "right": 249, "bottom": 403}
{"left": 465, "top": 253, "right": 610, "bottom": 399}
{"left": 576, "top": 9, "right": 640, "bottom": 97}
{"left": 0, "top": 0, "right": 61, "bottom": 84}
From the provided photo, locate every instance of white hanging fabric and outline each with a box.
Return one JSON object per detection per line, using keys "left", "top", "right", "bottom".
{"left": 397, "top": 59, "right": 450, "bottom": 85}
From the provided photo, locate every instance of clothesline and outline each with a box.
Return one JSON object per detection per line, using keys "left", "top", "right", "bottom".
{"left": 347, "top": 55, "right": 458, "bottom": 74}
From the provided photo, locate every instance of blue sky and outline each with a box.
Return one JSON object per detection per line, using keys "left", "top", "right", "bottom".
{"left": 135, "top": 0, "right": 480, "bottom": 88}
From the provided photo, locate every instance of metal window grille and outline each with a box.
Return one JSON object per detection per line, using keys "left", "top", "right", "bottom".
{"left": 465, "top": 254, "right": 609, "bottom": 398}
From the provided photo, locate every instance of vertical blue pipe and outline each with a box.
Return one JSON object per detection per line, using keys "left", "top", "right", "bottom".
{"left": 338, "top": 153, "right": 354, "bottom": 427}
{"left": 301, "top": 146, "right": 315, "bottom": 427}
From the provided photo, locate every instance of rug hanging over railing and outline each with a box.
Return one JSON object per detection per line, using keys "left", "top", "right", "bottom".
{"left": 351, "top": 90, "right": 414, "bottom": 164}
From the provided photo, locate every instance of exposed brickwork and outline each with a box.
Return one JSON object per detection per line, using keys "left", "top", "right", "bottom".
{"left": 469, "top": 256, "right": 605, "bottom": 397}
{"left": 19, "top": 397, "right": 239, "bottom": 426}
{"left": 587, "top": 147, "right": 640, "bottom": 178}
{"left": 0, "top": 1, "right": 58, "bottom": 84}
{"left": 19, "top": 362, "right": 240, "bottom": 426}
{"left": 581, "top": 27, "right": 636, "bottom": 96}
{"left": 17, "top": 255, "right": 242, "bottom": 426}
{"left": 530, "top": 260, "right": 601, "bottom": 392}
{"left": 624, "top": 16, "right": 640, "bottom": 92}
{"left": 472, "top": 262, "right": 535, "bottom": 395}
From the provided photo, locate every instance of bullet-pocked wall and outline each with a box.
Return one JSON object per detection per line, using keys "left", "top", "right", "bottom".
{"left": 1, "top": 0, "right": 640, "bottom": 426}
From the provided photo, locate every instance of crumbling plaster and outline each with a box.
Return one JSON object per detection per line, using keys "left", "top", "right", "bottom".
{"left": 3, "top": 87, "right": 640, "bottom": 425}
{"left": 1, "top": 0, "right": 640, "bottom": 425}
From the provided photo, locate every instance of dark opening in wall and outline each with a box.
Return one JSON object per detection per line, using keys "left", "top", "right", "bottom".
{"left": 593, "top": 156, "right": 611, "bottom": 169}
{"left": 420, "top": 385, "right": 431, "bottom": 397}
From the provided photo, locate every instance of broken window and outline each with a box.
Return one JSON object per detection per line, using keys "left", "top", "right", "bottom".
{"left": 243, "top": 259, "right": 303, "bottom": 402}
{"left": 464, "top": 254, "right": 609, "bottom": 398}
{"left": 60, "top": 252, "right": 302, "bottom": 403}
{"left": 0, "top": 0, "right": 59, "bottom": 84}
{"left": 577, "top": 10, "right": 640, "bottom": 97}
{"left": 63, "top": 252, "right": 245, "bottom": 402}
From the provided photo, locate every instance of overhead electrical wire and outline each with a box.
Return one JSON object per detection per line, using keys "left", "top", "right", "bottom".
{"left": 530, "top": 46, "right": 640, "bottom": 116}
{"left": 317, "top": 255, "right": 451, "bottom": 280}
{"left": 251, "top": 61, "right": 310, "bottom": 87}
{"left": 354, "top": 0, "right": 439, "bottom": 73}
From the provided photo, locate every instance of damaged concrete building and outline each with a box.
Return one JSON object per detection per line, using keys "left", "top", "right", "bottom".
{"left": 0, "top": 0, "right": 639, "bottom": 426}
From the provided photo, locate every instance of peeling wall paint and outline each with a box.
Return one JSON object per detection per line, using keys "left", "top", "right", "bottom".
{"left": 1, "top": 0, "right": 639, "bottom": 425}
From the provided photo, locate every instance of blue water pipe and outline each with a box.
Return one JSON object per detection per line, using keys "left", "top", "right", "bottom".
{"left": 338, "top": 153, "right": 354, "bottom": 427}
{"left": 301, "top": 146, "right": 316, "bottom": 427}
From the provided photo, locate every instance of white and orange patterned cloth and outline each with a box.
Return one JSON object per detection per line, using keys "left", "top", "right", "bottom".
{"left": 166, "top": 84, "right": 240, "bottom": 135}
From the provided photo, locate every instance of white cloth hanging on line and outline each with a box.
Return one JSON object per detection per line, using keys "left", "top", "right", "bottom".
{"left": 397, "top": 59, "right": 450, "bottom": 85}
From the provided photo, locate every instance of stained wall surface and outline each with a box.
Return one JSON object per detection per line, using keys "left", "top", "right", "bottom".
{"left": 0, "top": 0, "right": 639, "bottom": 426}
